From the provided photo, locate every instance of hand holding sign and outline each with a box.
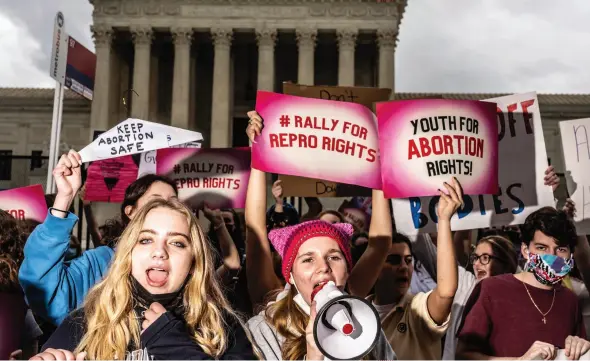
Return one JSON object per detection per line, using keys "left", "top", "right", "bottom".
{"left": 246, "top": 111, "right": 263, "bottom": 143}
{"left": 437, "top": 177, "right": 464, "bottom": 222}
{"left": 53, "top": 150, "right": 82, "bottom": 200}
{"left": 544, "top": 166, "right": 560, "bottom": 192}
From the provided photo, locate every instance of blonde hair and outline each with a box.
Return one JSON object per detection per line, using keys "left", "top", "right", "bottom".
{"left": 74, "top": 198, "right": 237, "bottom": 359}
{"left": 264, "top": 286, "right": 308, "bottom": 360}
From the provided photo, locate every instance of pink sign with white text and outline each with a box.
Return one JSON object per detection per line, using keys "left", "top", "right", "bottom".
{"left": 0, "top": 184, "right": 47, "bottom": 222}
{"left": 157, "top": 147, "right": 251, "bottom": 209}
{"left": 253, "top": 91, "right": 382, "bottom": 190}
{"left": 377, "top": 99, "right": 498, "bottom": 198}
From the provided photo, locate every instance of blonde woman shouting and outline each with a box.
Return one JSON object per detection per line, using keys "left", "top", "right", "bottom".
{"left": 31, "top": 197, "right": 256, "bottom": 360}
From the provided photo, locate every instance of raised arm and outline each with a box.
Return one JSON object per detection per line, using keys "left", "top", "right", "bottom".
{"left": 426, "top": 177, "right": 461, "bottom": 325}
{"left": 245, "top": 111, "right": 283, "bottom": 308}
{"left": 347, "top": 189, "right": 392, "bottom": 297}
{"left": 202, "top": 206, "right": 242, "bottom": 283}
{"left": 19, "top": 150, "right": 114, "bottom": 325}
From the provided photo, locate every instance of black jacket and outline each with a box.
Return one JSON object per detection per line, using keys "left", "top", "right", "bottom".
{"left": 42, "top": 309, "right": 257, "bottom": 360}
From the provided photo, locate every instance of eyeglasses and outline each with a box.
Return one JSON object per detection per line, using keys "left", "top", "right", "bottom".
{"left": 470, "top": 253, "right": 499, "bottom": 265}
{"left": 386, "top": 254, "right": 413, "bottom": 266}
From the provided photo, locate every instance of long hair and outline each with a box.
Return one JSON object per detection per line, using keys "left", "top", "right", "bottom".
{"left": 74, "top": 198, "right": 237, "bottom": 359}
{"left": 264, "top": 286, "right": 308, "bottom": 361}
{"left": 477, "top": 235, "right": 518, "bottom": 274}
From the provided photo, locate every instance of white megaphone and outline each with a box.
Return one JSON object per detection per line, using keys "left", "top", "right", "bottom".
{"left": 312, "top": 281, "right": 381, "bottom": 360}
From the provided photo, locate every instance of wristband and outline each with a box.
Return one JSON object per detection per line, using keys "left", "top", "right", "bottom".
{"left": 51, "top": 208, "right": 69, "bottom": 216}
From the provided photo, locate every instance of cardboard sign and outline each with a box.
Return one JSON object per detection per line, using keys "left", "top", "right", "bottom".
{"left": 391, "top": 92, "right": 553, "bottom": 234}
{"left": 559, "top": 118, "right": 590, "bottom": 234}
{"left": 377, "top": 99, "right": 498, "bottom": 198}
{"left": 277, "top": 175, "right": 371, "bottom": 197}
{"left": 282, "top": 82, "right": 392, "bottom": 110}
{"left": 280, "top": 83, "right": 391, "bottom": 197}
{"left": 78, "top": 118, "right": 203, "bottom": 162}
{"left": 0, "top": 184, "right": 47, "bottom": 222}
{"left": 85, "top": 155, "right": 139, "bottom": 203}
{"left": 157, "top": 148, "right": 251, "bottom": 209}
{"left": 253, "top": 91, "right": 381, "bottom": 190}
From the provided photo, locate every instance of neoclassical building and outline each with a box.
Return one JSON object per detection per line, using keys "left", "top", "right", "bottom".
{"left": 1, "top": 0, "right": 590, "bottom": 198}
{"left": 87, "top": 0, "right": 403, "bottom": 149}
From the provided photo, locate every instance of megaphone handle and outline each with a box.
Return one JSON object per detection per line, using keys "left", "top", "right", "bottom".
{"left": 321, "top": 300, "right": 353, "bottom": 331}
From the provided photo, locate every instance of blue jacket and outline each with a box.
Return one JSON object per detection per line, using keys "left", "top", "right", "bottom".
{"left": 18, "top": 210, "right": 115, "bottom": 326}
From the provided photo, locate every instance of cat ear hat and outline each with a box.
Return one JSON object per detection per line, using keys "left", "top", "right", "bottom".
{"left": 268, "top": 220, "right": 354, "bottom": 281}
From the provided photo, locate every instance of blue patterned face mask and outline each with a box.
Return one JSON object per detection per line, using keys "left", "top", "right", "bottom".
{"left": 524, "top": 252, "right": 574, "bottom": 285}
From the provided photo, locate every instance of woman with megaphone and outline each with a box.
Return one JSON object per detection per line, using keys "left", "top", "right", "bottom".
{"left": 244, "top": 111, "right": 394, "bottom": 360}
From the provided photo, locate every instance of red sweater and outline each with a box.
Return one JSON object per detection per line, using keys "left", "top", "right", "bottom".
{"left": 457, "top": 274, "right": 586, "bottom": 358}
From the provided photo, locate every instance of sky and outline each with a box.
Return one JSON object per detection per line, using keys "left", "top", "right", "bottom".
{"left": 0, "top": 0, "right": 589, "bottom": 93}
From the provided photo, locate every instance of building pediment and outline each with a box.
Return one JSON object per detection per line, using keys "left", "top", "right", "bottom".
{"left": 92, "top": 0, "right": 407, "bottom": 30}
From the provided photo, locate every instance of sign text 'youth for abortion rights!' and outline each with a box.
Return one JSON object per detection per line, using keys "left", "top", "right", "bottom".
{"left": 377, "top": 99, "right": 498, "bottom": 198}
{"left": 0, "top": 184, "right": 47, "bottom": 222}
{"left": 252, "top": 91, "right": 382, "bottom": 190}
{"left": 560, "top": 118, "right": 590, "bottom": 234}
{"left": 392, "top": 92, "right": 553, "bottom": 235}
{"left": 78, "top": 118, "right": 203, "bottom": 162}
{"left": 157, "top": 147, "right": 251, "bottom": 209}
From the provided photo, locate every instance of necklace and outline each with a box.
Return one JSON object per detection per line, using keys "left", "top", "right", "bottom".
{"left": 522, "top": 281, "right": 556, "bottom": 324}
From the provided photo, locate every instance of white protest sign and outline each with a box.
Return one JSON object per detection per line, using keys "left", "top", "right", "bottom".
{"left": 559, "top": 118, "right": 590, "bottom": 234}
{"left": 392, "top": 92, "right": 554, "bottom": 235}
{"left": 78, "top": 118, "right": 203, "bottom": 163}
{"left": 137, "top": 141, "right": 202, "bottom": 178}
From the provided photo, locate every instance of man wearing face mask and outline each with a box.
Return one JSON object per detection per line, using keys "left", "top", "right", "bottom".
{"left": 457, "top": 207, "right": 589, "bottom": 360}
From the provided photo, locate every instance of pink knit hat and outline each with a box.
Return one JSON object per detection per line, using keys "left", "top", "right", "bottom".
{"left": 268, "top": 220, "right": 354, "bottom": 281}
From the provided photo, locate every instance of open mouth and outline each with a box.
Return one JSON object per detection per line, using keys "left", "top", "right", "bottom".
{"left": 146, "top": 268, "right": 169, "bottom": 287}
{"left": 476, "top": 269, "right": 487, "bottom": 279}
{"left": 311, "top": 281, "right": 330, "bottom": 301}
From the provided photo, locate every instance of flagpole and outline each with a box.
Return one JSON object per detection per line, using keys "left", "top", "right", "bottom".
{"left": 46, "top": 81, "right": 65, "bottom": 194}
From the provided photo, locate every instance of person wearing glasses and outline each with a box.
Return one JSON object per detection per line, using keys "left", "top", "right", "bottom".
{"left": 443, "top": 235, "right": 518, "bottom": 359}
{"left": 358, "top": 177, "right": 463, "bottom": 360}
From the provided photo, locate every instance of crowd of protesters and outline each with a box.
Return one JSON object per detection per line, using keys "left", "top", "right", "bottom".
{"left": 0, "top": 111, "right": 589, "bottom": 360}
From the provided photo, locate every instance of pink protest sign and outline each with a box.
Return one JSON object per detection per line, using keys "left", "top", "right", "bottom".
{"left": 0, "top": 184, "right": 47, "bottom": 222}
{"left": 253, "top": 91, "right": 381, "bottom": 190}
{"left": 377, "top": 99, "right": 498, "bottom": 198}
{"left": 157, "top": 147, "right": 251, "bottom": 209}
{"left": 85, "top": 155, "right": 139, "bottom": 202}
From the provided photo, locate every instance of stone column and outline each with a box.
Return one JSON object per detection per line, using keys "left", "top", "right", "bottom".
{"left": 296, "top": 28, "right": 316, "bottom": 85}
{"left": 171, "top": 27, "right": 193, "bottom": 129}
{"left": 90, "top": 25, "right": 114, "bottom": 135}
{"left": 337, "top": 29, "right": 357, "bottom": 87}
{"left": 256, "top": 28, "right": 277, "bottom": 91}
{"left": 377, "top": 29, "right": 396, "bottom": 91}
{"left": 130, "top": 26, "right": 153, "bottom": 120}
{"left": 210, "top": 28, "right": 233, "bottom": 148}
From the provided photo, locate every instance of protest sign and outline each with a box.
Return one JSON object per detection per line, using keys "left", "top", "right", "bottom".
{"left": 78, "top": 118, "right": 203, "bottom": 162}
{"left": 137, "top": 141, "right": 202, "bottom": 178}
{"left": 392, "top": 92, "right": 553, "bottom": 235}
{"left": 279, "top": 83, "right": 391, "bottom": 197}
{"left": 277, "top": 176, "right": 371, "bottom": 197}
{"left": 253, "top": 91, "right": 381, "bottom": 190}
{"left": 282, "top": 82, "right": 392, "bottom": 110}
{"left": 559, "top": 118, "right": 590, "bottom": 234}
{"left": 157, "top": 147, "right": 251, "bottom": 209}
{"left": 0, "top": 184, "right": 47, "bottom": 222}
{"left": 377, "top": 99, "right": 498, "bottom": 198}
{"left": 85, "top": 155, "right": 138, "bottom": 203}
